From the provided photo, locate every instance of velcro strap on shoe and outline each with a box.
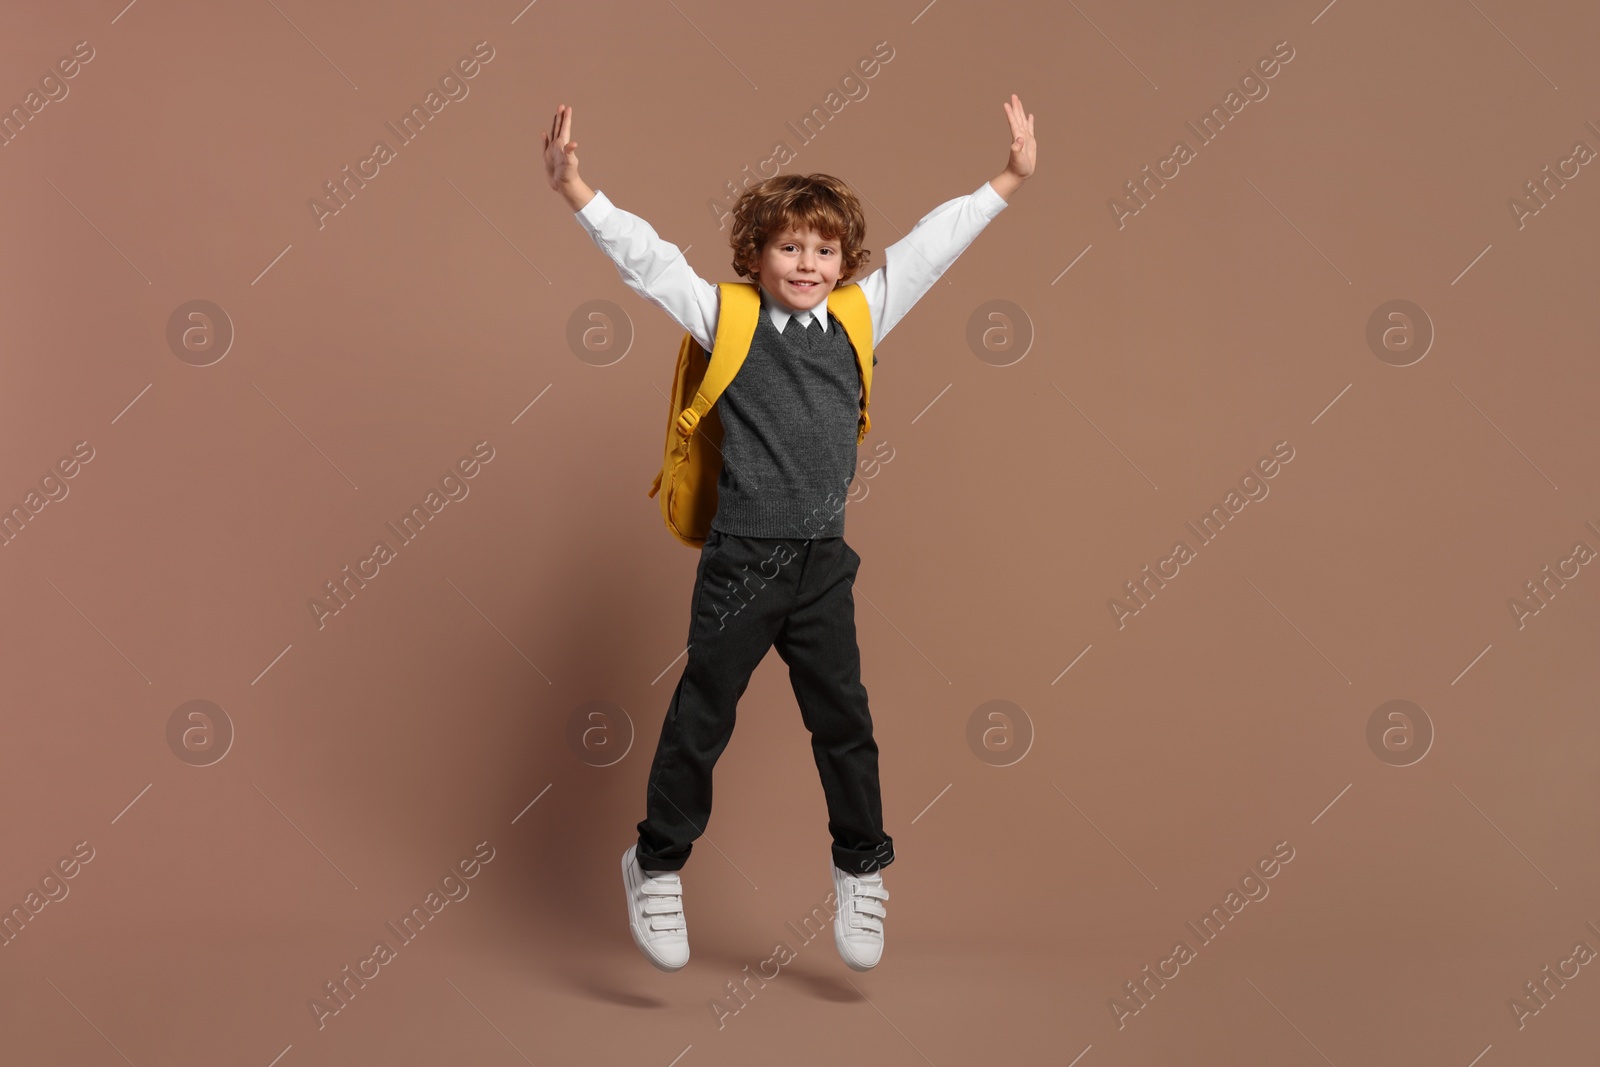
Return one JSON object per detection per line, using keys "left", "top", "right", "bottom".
{"left": 849, "top": 912, "right": 884, "bottom": 934}
{"left": 846, "top": 882, "right": 888, "bottom": 932}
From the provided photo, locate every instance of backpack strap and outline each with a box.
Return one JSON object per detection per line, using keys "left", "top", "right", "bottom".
{"left": 671, "top": 282, "right": 761, "bottom": 442}
{"left": 827, "top": 282, "right": 876, "bottom": 443}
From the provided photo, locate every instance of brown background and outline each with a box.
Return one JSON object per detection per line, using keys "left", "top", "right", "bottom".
{"left": 2, "top": 0, "right": 1597, "bottom": 1064}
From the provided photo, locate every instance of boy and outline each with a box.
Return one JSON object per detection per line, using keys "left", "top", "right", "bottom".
{"left": 543, "top": 96, "right": 1036, "bottom": 972}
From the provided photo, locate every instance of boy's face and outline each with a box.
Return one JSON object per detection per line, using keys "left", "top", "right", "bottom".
{"left": 749, "top": 226, "right": 842, "bottom": 314}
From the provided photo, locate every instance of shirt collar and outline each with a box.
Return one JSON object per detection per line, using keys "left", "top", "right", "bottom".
{"left": 758, "top": 284, "right": 830, "bottom": 334}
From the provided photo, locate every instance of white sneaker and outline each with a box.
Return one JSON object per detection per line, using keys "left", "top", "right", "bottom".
{"left": 831, "top": 863, "right": 889, "bottom": 970}
{"left": 622, "top": 844, "right": 689, "bottom": 971}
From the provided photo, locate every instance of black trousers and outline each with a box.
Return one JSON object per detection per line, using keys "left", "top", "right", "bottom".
{"left": 636, "top": 528, "right": 894, "bottom": 875}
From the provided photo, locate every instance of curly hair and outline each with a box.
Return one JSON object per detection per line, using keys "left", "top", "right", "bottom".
{"left": 728, "top": 173, "right": 871, "bottom": 285}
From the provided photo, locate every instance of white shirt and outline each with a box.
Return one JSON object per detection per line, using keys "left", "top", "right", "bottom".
{"left": 572, "top": 180, "right": 1009, "bottom": 354}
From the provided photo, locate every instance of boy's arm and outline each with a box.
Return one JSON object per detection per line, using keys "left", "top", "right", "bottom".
{"left": 854, "top": 181, "right": 1009, "bottom": 349}
{"left": 571, "top": 191, "right": 720, "bottom": 354}
{"left": 544, "top": 103, "right": 720, "bottom": 350}
{"left": 856, "top": 93, "right": 1034, "bottom": 350}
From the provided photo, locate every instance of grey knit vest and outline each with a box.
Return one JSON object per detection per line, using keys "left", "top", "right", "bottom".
{"left": 708, "top": 306, "right": 864, "bottom": 540}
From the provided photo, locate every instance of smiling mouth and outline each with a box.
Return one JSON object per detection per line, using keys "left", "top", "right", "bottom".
{"left": 788, "top": 280, "right": 819, "bottom": 288}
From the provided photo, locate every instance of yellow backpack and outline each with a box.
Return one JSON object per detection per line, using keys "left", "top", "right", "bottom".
{"left": 648, "top": 280, "right": 875, "bottom": 548}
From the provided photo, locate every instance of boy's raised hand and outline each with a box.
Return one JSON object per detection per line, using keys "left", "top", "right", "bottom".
{"left": 542, "top": 104, "right": 581, "bottom": 191}
{"left": 1003, "top": 93, "right": 1036, "bottom": 181}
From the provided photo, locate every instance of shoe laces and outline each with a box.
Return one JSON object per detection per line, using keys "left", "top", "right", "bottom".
{"left": 640, "top": 871, "right": 685, "bottom": 934}
{"left": 840, "top": 871, "right": 889, "bottom": 936}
